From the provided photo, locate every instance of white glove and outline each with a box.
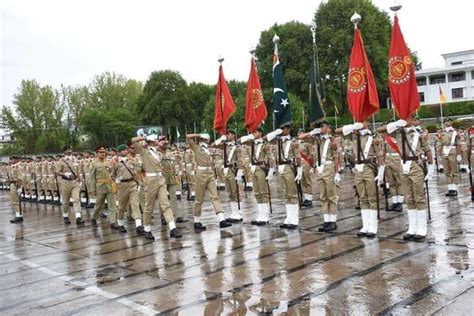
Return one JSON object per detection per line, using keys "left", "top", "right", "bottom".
{"left": 396, "top": 119, "right": 407, "bottom": 127}
{"left": 309, "top": 128, "right": 321, "bottom": 136}
{"left": 386, "top": 122, "right": 399, "bottom": 134}
{"left": 295, "top": 166, "right": 303, "bottom": 182}
{"left": 266, "top": 171, "right": 273, "bottom": 182}
{"left": 342, "top": 124, "right": 355, "bottom": 136}
{"left": 334, "top": 173, "right": 341, "bottom": 185}
{"left": 266, "top": 128, "right": 283, "bottom": 142}
{"left": 214, "top": 135, "right": 227, "bottom": 146}
{"left": 136, "top": 128, "right": 145, "bottom": 136}
{"left": 424, "top": 164, "right": 434, "bottom": 181}
{"left": 235, "top": 169, "right": 244, "bottom": 181}
{"left": 146, "top": 134, "right": 158, "bottom": 141}
{"left": 17, "top": 188, "right": 22, "bottom": 195}
{"left": 375, "top": 165, "right": 385, "bottom": 183}
{"left": 199, "top": 133, "right": 210, "bottom": 140}
{"left": 240, "top": 134, "right": 255, "bottom": 143}
{"left": 466, "top": 166, "right": 471, "bottom": 174}
{"left": 353, "top": 122, "right": 364, "bottom": 130}
{"left": 456, "top": 155, "right": 462, "bottom": 163}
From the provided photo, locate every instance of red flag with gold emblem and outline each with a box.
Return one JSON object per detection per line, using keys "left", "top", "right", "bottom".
{"left": 213, "top": 64, "right": 236, "bottom": 135}
{"left": 347, "top": 27, "right": 379, "bottom": 122}
{"left": 388, "top": 15, "right": 419, "bottom": 120}
{"left": 245, "top": 58, "right": 267, "bottom": 133}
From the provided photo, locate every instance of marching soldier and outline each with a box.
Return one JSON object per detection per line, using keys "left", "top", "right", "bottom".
{"left": 265, "top": 124, "right": 302, "bottom": 229}
{"left": 241, "top": 144, "right": 253, "bottom": 191}
{"left": 378, "top": 122, "right": 404, "bottom": 212}
{"left": 458, "top": 128, "right": 469, "bottom": 172}
{"left": 213, "top": 130, "right": 243, "bottom": 222}
{"left": 9, "top": 156, "right": 24, "bottom": 223}
{"left": 338, "top": 121, "right": 384, "bottom": 238}
{"left": 439, "top": 118, "right": 461, "bottom": 196}
{"left": 89, "top": 146, "right": 118, "bottom": 228}
{"left": 184, "top": 145, "right": 196, "bottom": 201}
{"left": 382, "top": 116, "right": 434, "bottom": 241}
{"left": 111, "top": 144, "right": 142, "bottom": 233}
{"left": 131, "top": 133, "right": 182, "bottom": 240}
{"left": 56, "top": 147, "right": 84, "bottom": 225}
{"left": 300, "top": 121, "right": 340, "bottom": 232}
{"left": 240, "top": 127, "right": 274, "bottom": 225}
{"left": 127, "top": 143, "right": 146, "bottom": 212}
{"left": 156, "top": 136, "right": 189, "bottom": 223}
{"left": 186, "top": 132, "right": 232, "bottom": 231}
{"left": 297, "top": 128, "right": 314, "bottom": 207}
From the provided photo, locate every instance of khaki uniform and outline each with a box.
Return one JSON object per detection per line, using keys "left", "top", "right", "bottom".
{"left": 90, "top": 159, "right": 117, "bottom": 222}
{"left": 249, "top": 138, "right": 273, "bottom": 223}
{"left": 57, "top": 157, "right": 82, "bottom": 219}
{"left": 314, "top": 135, "right": 339, "bottom": 214}
{"left": 299, "top": 140, "right": 314, "bottom": 201}
{"left": 159, "top": 148, "right": 182, "bottom": 218}
{"left": 33, "top": 160, "right": 42, "bottom": 200}
{"left": 7, "top": 163, "right": 22, "bottom": 216}
{"left": 241, "top": 145, "right": 253, "bottom": 189}
{"left": 459, "top": 131, "right": 469, "bottom": 170}
{"left": 440, "top": 127, "right": 460, "bottom": 186}
{"left": 133, "top": 141, "right": 174, "bottom": 228}
{"left": 184, "top": 149, "right": 196, "bottom": 198}
{"left": 112, "top": 156, "right": 141, "bottom": 225}
{"left": 383, "top": 134, "right": 403, "bottom": 204}
{"left": 189, "top": 139, "right": 224, "bottom": 217}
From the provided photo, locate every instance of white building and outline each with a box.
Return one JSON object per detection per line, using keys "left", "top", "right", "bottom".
{"left": 416, "top": 50, "right": 474, "bottom": 105}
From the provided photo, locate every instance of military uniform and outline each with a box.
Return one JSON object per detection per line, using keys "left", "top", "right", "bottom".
{"left": 90, "top": 155, "right": 117, "bottom": 225}
{"left": 299, "top": 138, "right": 314, "bottom": 207}
{"left": 8, "top": 159, "right": 23, "bottom": 223}
{"left": 222, "top": 139, "right": 243, "bottom": 222}
{"left": 440, "top": 126, "right": 460, "bottom": 196}
{"left": 184, "top": 148, "right": 196, "bottom": 200}
{"left": 383, "top": 133, "right": 404, "bottom": 211}
{"left": 241, "top": 144, "right": 253, "bottom": 191}
{"left": 57, "top": 155, "right": 83, "bottom": 224}
{"left": 159, "top": 147, "right": 184, "bottom": 220}
{"left": 458, "top": 130, "right": 469, "bottom": 171}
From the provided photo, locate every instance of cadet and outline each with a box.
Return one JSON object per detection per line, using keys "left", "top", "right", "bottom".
{"left": 339, "top": 121, "right": 384, "bottom": 238}
{"left": 9, "top": 156, "right": 24, "bottom": 223}
{"left": 89, "top": 146, "right": 118, "bottom": 229}
{"left": 186, "top": 132, "right": 232, "bottom": 231}
{"left": 131, "top": 133, "right": 182, "bottom": 240}
{"left": 300, "top": 121, "right": 340, "bottom": 232}
{"left": 184, "top": 145, "right": 196, "bottom": 201}
{"left": 439, "top": 118, "right": 461, "bottom": 196}
{"left": 382, "top": 116, "right": 434, "bottom": 241}
{"left": 56, "top": 147, "right": 84, "bottom": 225}
{"left": 297, "top": 128, "right": 314, "bottom": 207}
{"left": 240, "top": 127, "right": 274, "bottom": 225}
{"left": 266, "top": 124, "right": 302, "bottom": 229}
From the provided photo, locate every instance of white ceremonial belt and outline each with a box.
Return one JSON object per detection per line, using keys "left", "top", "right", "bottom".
{"left": 186, "top": 163, "right": 193, "bottom": 167}
{"left": 386, "top": 153, "right": 400, "bottom": 157}
{"left": 146, "top": 172, "right": 162, "bottom": 177}
{"left": 48, "top": 175, "right": 55, "bottom": 177}
{"left": 85, "top": 173, "right": 90, "bottom": 176}
{"left": 197, "top": 166, "right": 211, "bottom": 171}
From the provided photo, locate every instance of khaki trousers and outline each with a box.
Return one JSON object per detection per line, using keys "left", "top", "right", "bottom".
{"left": 252, "top": 167, "right": 269, "bottom": 204}
{"left": 143, "top": 175, "right": 174, "bottom": 226}
{"left": 385, "top": 155, "right": 402, "bottom": 197}
{"left": 224, "top": 169, "right": 238, "bottom": 202}
{"left": 279, "top": 165, "right": 298, "bottom": 205}
{"left": 117, "top": 181, "right": 141, "bottom": 221}
{"left": 61, "top": 180, "right": 81, "bottom": 218}
{"left": 301, "top": 163, "right": 312, "bottom": 195}
{"left": 442, "top": 152, "right": 459, "bottom": 184}
{"left": 316, "top": 164, "right": 337, "bottom": 213}
{"left": 193, "top": 169, "right": 223, "bottom": 216}
{"left": 401, "top": 162, "right": 426, "bottom": 210}
{"left": 10, "top": 183, "right": 21, "bottom": 214}
{"left": 355, "top": 164, "right": 377, "bottom": 210}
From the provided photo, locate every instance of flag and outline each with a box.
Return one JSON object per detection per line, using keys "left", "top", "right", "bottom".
{"left": 347, "top": 27, "right": 379, "bottom": 122}
{"left": 439, "top": 86, "right": 447, "bottom": 104}
{"left": 388, "top": 15, "right": 419, "bottom": 120}
{"left": 213, "top": 64, "right": 236, "bottom": 135}
{"left": 272, "top": 39, "right": 292, "bottom": 128}
{"left": 245, "top": 57, "right": 267, "bottom": 133}
{"left": 309, "top": 50, "right": 325, "bottom": 125}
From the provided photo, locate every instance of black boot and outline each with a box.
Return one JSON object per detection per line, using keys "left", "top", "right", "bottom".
{"left": 136, "top": 225, "right": 144, "bottom": 235}
{"left": 10, "top": 217, "right": 23, "bottom": 223}
{"left": 325, "top": 222, "right": 337, "bottom": 232}
{"left": 413, "top": 234, "right": 426, "bottom": 242}
{"left": 393, "top": 203, "right": 403, "bottom": 212}
{"left": 403, "top": 233, "right": 414, "bottom": 241}
{"left": 118, "top": 225, "right": 127, "bottom": 233}
{"left": 176, "top": 217, "right": 189, "bottom": 223}
{"left": 170, "top": 228, "right": 182, "bottom": 238}
{"left": 144, "top": 231, "right": 155, "bottom": 240}
{"left": 91, "top": 218, "right": 98, "bottom": 227}
{"left": 110, "top": 223, "right": 120, "bottom": 230}
{"left": 318, "top": 222, "right": 330, "bottom": 232}
{"left": 63, "top": 217, "right": 71, "bottom": 224}
{"left": 76, "top": 217, "right": 85, "bottom": 226}
{"left": 219, "top": 220, "right": 232, "bottom": 228}
{"left": 194, "top": 222, "right": 207, "bottom": 232}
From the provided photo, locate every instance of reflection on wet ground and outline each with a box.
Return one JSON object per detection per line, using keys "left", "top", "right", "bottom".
{"left": 0, "top": 172, "right": 473, "bottom": 315}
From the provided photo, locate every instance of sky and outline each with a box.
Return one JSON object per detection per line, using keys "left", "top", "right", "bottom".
{"left": 1, "top": 0, "right": 473, "bottom": 107}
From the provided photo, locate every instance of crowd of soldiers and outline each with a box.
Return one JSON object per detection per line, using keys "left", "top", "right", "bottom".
{"left": 2, "top": 117, "right": 472, "bottom": 242}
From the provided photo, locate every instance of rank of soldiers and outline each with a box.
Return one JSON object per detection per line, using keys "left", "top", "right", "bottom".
{"left": 3, "top": 116, "right": 472, "bottom": 243}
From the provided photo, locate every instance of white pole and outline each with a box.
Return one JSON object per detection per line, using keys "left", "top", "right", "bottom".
{"left": 302, "top": 108, "right": 305, "bottom": 130}
{"left": 440, "top": 102, "right": 444, "bottom": 129}
{"left": 335, "top": 112, "right": 338, "bottom": 129}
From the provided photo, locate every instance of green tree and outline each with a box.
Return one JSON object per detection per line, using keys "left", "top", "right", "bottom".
{"left": 314, "top": 0, "right": 392, "bottom": 113}
{"left": 184, "top": 82, "right": 214, "bottom": 132}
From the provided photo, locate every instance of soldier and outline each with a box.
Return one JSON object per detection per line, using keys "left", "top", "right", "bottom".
{"left": 111, "top": 144, "right": 142, "bottom": 233}
{"left": 343, "top": 136, "right": 355, "bottom": 169}
{"left": 186, "top": 132, "right": 232, "bottom": 231}
{"left": 241, "top": 144, "right": 253, "bottom": 191}
{"left": 338, "top": 121, "right": 384, "bottom": 238}
{"left": 39, "top": 155, "right": 49, "bottom": 203}
{"left": 156, "top": 136, "right": 189, "bottom": 223}
{"left": 89, "top": 146, "right": 118, "bottom": 229}
{"left": 439, "top": 118, "right": 461, "bottom": 196}
{"left": 265, "top": 124, "right": 302, "bottom": 229}
{"left": 240, "top": 127, "right": 274, "bottom": 225}
{"left": 8, "top": 156, "right": 24, "bottom": 223}
{"left": 56, "top": 147, "right": 84, "bottom": 225}
{"left": 127, "top": 143, "right": 145, "bottom": 213}
{"left": 382, "top": 116, "right": 434, "bottom": 241}
{"left": 458, "top": 128, "right": 469, "bottom": 172}
{"left": 184, "top": 145, "right": 196, "bottom": 201}
{"left": 45, "top": 155, "right": 56, "bottom": 203}
{"left": 300, "top": 121, "right": 340, "bottom": 231}
{"left": 213, "top": 130, "right": 243, "bottom": 222}
{"left": 131, "top": 133, "right": 182, "bottom": 240}
{"left": 32, "top": 156, "right": 42, "bottom": 203}
{"left": 297, "top": 128, "right": 314, "bottom": 207}
{"left": 377, "top": 122, "right": 404, "bottom": 212}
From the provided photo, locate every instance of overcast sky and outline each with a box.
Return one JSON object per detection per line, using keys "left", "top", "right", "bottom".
{"left": 1, "top": 0, "right": 473, "bottom": 107}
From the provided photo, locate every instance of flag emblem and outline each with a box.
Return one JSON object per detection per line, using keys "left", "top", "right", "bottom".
{"left": 389, "top": 56, "right": 412, "bottom": 84}
{"left": 348, "top": 66, "right": 367, "bottom": 93}
{"left": 250, "top": 88, "right": 264, "bottom": 109}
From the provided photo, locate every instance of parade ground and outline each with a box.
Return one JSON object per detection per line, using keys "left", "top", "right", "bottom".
{"left": 0, "top": 172, "right": 472, "bottom": 315}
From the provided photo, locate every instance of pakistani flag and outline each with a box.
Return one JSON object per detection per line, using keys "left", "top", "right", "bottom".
{"left": 272, "top": 43, "right": 292, "bottom": 128}
{"left": 309, "top": 51, "right": 325, "bottom": 125}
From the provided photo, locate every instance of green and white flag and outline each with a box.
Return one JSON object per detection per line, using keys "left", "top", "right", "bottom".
{"left": 272, "top": 35, "right": 292, "bottom": 128}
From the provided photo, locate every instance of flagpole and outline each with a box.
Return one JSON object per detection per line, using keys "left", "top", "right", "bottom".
{"left": 440, "top": 101, "right": 444, "bottom": 129}
{"left": 302, "top": 108, "right": 305, "bottom": 130}
{"left": 193, "top": 122, "right": 196, "bottom": 133}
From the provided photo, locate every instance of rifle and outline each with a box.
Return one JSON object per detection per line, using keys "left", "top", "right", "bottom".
{"left": 434, "top": 139, "right": 440, "bottom": 173}
{"left": 422, "top": 160, "right": 432, "bottom": 220}
{"left": 251, "top": 141, "right": 273, "bottom": 213}
{"left": 54, "top": 174, "right": 61, "bottom": 205}
{"left": 468, "top": 129, "right": 474, "bottom": 201}
{"left": 382, "top": 175, "right": 389, "bottom": 211}
{"left": 33, "top": 175, "right": 39, "bottom": 202}
{"left": 373, "top": 166, "right": 381, "bottom": 220}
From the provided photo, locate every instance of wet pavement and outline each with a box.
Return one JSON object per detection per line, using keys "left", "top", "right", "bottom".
{"left": 0, "top": 171, "right": 473, "bottom": 315}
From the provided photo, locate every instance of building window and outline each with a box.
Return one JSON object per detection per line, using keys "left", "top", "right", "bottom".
{"left": 419, "top": 92, "right": 425, "bottom": 103}
{"left": 449, "top": 72, "right": 465, "bottom": 82}
{"left": 452, "top": 88, "right": 463, "bottom": 99}
{"left": 430, "top": 75, "right": 445, "bottom": 84}
{"left": 451, "top": 61, "right": 462, "bottom": 66}
{"left": 416, "top": 77, "right": 426, "bottom": 86}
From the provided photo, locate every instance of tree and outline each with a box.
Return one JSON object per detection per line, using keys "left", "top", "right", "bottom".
{"left": 184, "top": 82, "right": 214, "bottom": 132}
{"left": 314, "top": 0, "right": 392, "bottom": 112}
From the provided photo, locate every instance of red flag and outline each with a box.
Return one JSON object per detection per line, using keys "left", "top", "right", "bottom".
{"left": 213, "top": 64, "right": 236, "bottom": 135}
{"left": 388, "top": 16, "right": 419, "bottom": 120}
{"left": 245, "top": 58, "right": 267, "bottom": 133}
{"left": 347, "top": 28, "right": 379, "bottom": 122}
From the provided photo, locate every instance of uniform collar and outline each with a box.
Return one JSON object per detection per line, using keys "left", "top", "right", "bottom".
{"left": 199, "top": 142, "right": 208, "bottom": 148}
{"left": 280, "top": 135, "right": 291, "bottom": 141}
{"left": 254, "top": 138, "right": 263, "bottom": 144}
